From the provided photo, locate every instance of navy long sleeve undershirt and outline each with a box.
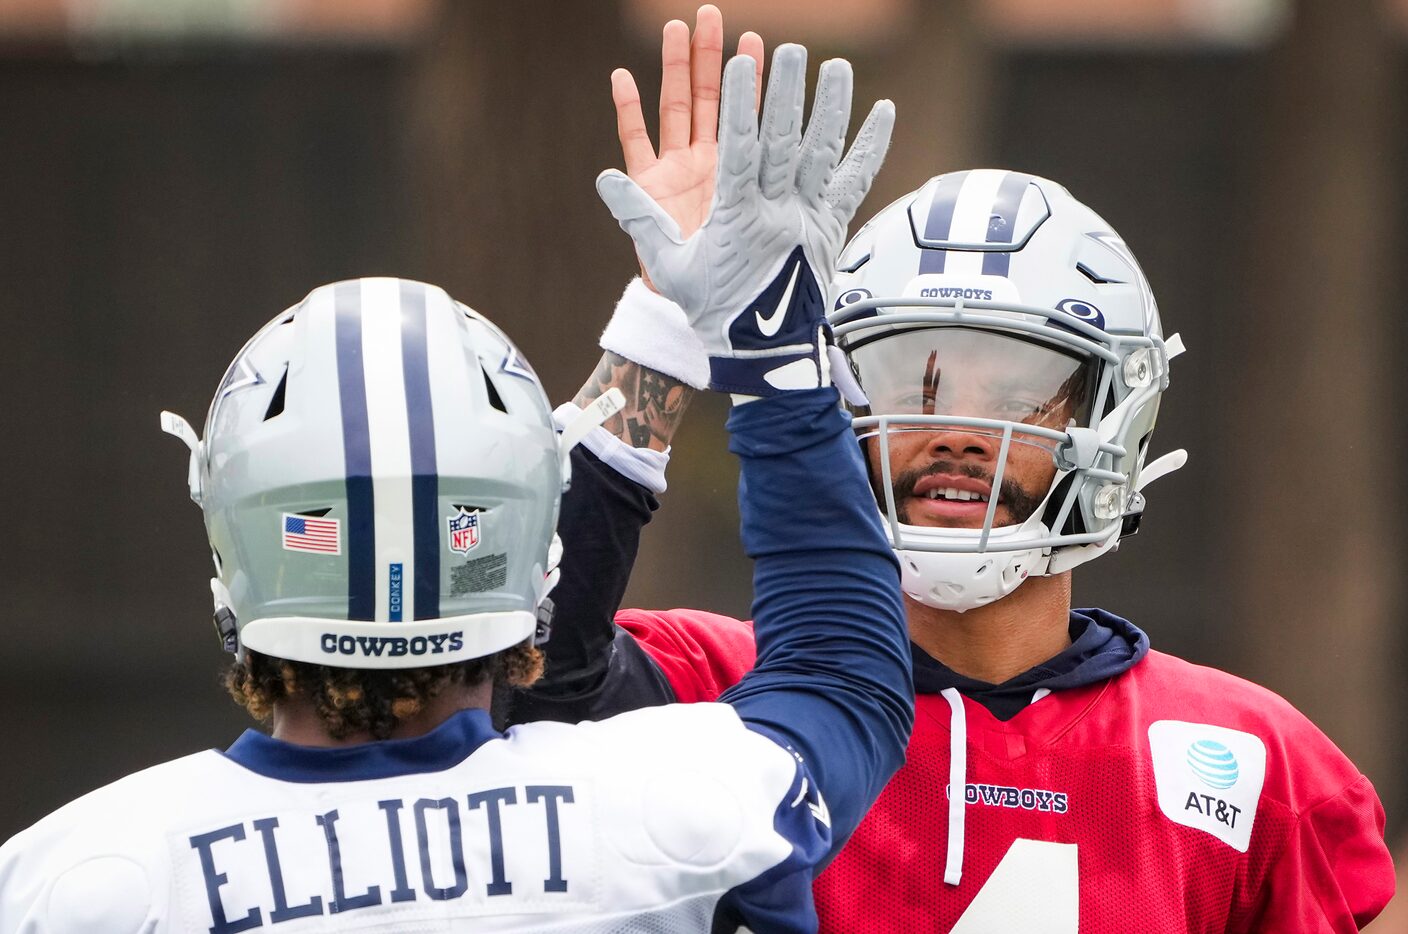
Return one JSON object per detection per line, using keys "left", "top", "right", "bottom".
{"left": 502, "top": 441, "right": 673, "bottom": 726}
{"left": 719, "top": 387, "right": 912, "bottom": 844}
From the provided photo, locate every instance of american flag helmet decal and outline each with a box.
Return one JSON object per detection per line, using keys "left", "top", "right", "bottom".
{"left": 282, "top": 513, "right": 341, "bottom": 554}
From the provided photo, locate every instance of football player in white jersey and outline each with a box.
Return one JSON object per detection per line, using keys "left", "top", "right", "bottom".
{"left": 0, "top": 47, "right": 910, "bottom": 934}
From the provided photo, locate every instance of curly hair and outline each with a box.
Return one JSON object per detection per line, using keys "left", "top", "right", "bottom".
{"left": 225, "top": 639, "right": 544, "bottom": 741}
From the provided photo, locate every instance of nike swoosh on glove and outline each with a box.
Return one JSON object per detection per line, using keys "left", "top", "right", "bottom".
{"left": 596, "top": 44, "right": 894, "bottom": 397}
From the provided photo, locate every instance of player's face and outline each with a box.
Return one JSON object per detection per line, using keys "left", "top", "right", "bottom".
{"left": 849, "top": 328, "right": 1090, "bottom": 529}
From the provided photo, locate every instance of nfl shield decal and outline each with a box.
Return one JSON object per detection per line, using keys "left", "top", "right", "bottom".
{"left": 448, "top": 507, "right": 481, "bottom": 555}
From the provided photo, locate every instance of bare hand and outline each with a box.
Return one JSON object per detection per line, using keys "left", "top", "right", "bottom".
{"left": 610, "top": 4, "right": 764, "bottom": 278}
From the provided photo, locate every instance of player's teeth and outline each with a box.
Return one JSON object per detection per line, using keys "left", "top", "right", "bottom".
{"left": 923, "top": 487, "right": 990, "bottom": 501}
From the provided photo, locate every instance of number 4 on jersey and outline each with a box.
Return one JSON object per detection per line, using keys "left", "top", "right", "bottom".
{"left": 950, "top": 839, "right": 1078, "bottom": 933}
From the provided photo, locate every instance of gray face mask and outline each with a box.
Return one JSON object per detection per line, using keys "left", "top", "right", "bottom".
{"left": 849, "top": 327, "right": 1092, "bottom": 529}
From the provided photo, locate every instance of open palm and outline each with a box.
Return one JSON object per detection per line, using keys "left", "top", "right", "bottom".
{"left": 611, "top": 5, "right": 764, "bottom": 246}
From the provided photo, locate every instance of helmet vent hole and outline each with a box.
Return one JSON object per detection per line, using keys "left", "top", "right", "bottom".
{"left": 263, "top": 366, "right": 288, "bottom": 421}
{"left": 480, "top": 365, "right": 508, "bottom": 414}
{"left": 839, "top": 251, "right": 871, "bottom": 273}
{"left": 1076, "top": 261, "right": 1119, "bottom": 285}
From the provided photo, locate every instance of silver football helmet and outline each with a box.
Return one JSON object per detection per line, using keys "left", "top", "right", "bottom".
{"left": 162, "top": 278, "right": 620, "bottom": 668}
{"left": 829, "top": 171, "right": 1186, "bottom": 612}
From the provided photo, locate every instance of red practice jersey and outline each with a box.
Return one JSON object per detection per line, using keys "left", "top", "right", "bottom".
{"left": 616, "top": 609, "right": 1394, "bottom": 933}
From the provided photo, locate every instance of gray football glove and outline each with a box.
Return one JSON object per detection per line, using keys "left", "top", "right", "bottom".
{"left": 596, "top": 45, "right": 894, "bottom": 397}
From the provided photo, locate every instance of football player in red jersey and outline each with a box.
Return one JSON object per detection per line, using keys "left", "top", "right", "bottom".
{"left": 509, "top": 6, "right": 1394, "bottom": 931}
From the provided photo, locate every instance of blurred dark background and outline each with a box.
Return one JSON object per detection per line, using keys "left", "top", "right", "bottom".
{"left": 1, "top": 0, "right": 1404, "bottom": 923}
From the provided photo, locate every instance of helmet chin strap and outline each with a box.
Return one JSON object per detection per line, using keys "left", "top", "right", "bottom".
{"left": 557, "top": 388, "right": 626, "bottom": 488}
{"left": 210, "top": 577, "right": 244, "bottom": 660}
{"left": 160, "top": 410, "right": 204, "bottom": 505}
{"left": 533, "top": 534, "right": 565, "bottom": 647}
{"left": 536, "top": 391, "right": 627, "bottom": 648}
{"left": 1136, "top": 449, "right": 1187, "bottom": 492}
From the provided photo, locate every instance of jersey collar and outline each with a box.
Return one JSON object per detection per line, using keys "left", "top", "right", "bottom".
{"left": 222, "top": 708, "right": 501, "bottom": 783}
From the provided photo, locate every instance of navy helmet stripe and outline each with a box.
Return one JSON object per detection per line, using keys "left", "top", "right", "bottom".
{"left": 986, "top": 171, "right": 1033, "bottom": 244}
{"left": 981, "top": 171, "right": 1032, "bottom": 277}
{"left": 917, "top": 172, "right": 968, "bottom": 276}
{"left": 399, "top": 282, "right": 440, "bottom": 621}
{"left": 334, "top": 282, "right": 377, "bottom": 621}
{"left": 922, "top": 171, "right": 969, "bottom": 242}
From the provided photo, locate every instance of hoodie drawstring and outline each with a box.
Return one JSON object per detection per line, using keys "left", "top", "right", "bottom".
{"left": 941, "top": 687, "right": 966, "bottom": 886}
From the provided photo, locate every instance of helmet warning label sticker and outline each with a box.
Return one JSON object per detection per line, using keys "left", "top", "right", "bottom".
{"left": 1148, "top": 720, "right": 1266, "bottom": 852}
{"left": 451, "top": 554, "right": 508, "bottom": 596}
{"left": 282, "top": 513, "right": 342, "bottom": 555}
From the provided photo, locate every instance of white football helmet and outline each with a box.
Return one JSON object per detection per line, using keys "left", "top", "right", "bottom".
{"left": 161, "top": 278, "right": 620, "bottom": 668}
{"left": 829, "top": 171, "right": 1186, "bottom": 612}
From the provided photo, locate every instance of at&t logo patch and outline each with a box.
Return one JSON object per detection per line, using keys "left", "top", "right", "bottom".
{"left": 1148, "top": 720, "right": 1266, "bottom": 852}
{"left": 448, "top": 507, "right": 481, "bottom": 555}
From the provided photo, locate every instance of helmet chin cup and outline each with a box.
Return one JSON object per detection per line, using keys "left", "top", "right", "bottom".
{"left": 890, "top": 517, "right": 1054, "bottom": 613}
{"left": 898, "top": 546, "right": 1048, "bottom": 612}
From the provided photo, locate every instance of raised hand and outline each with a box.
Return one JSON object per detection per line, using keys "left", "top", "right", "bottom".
{"left": 597, "top": 45, "right": 894, "bottom": 398}
{"left": 611, "top": 5, "right": 764, "bottom": 246}
{"left": 570, "top": 8, "right": 759, "bottom": 449}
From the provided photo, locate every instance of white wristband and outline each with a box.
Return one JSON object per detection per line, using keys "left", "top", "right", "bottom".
{"left": 599, "top": 278, "right": 711, "bottom": 391}
{"left": 553, "top": 402, "right": 671, "bottom": 495}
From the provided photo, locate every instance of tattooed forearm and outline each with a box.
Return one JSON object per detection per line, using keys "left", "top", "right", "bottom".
{"left": 573, "top": 352, "right": 694, "bottom": 452}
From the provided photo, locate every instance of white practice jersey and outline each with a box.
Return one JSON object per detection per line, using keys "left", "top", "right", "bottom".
{"left": 0, "top": 704, "right": 830, "bottom": 933}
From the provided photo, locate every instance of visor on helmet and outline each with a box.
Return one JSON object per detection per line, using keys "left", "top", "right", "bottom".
{"left": 844, "top": 325, "right": 1113, "bottom": 566}
{"left": 848, "top": 326, "right": 1094, "bottom": 442}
